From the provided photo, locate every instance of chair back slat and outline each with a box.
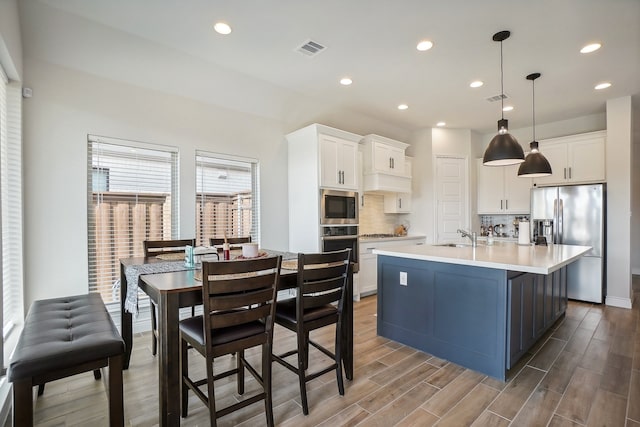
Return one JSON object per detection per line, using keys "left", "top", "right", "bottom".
{"left": 203, "top": 273, "right": 277, "bottom": 295}
{"left": 303, "top": 289, "right": 343, "bottom": 310}
{"left": 210, "top": 304, "right": 272, "bottom": 330}
{"left": 207, "top": 288, "right": 274, "bottom": 312}
{"left": 144, "top": 239, "right": 195, "bottom": 256}
{"left": 210, "top": 236, "right": 251, "bottom": 247}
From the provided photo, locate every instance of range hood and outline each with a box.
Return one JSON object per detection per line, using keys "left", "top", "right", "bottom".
{"left": 363, "top": 172, "right": 411, "bottom": 194}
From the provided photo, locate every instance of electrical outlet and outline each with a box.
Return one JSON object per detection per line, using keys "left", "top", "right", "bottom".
{"left": 399, "top": 271, "right": 407, "bottom": 286}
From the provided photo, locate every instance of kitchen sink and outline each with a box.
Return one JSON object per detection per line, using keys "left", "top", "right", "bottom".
{"left": 433, "top": 243, "right": 481, "bottom": 248}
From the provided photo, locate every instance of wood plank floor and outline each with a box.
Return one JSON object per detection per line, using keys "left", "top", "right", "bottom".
{"left": 28, "top": 275, "right": 640, "bottom": 426}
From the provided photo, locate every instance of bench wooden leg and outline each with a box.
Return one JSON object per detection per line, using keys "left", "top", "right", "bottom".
{"left": 13, "top": 378, "right": 33, "bottom": 427}
{"left": 108, "top": 355, "right": 124, "bottom": 427}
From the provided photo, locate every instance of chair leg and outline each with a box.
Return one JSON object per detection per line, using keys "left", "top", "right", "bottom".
{"left": 207, "top": 356, "right": 218, "bottom": 427}
{"left": 151, "top": 303, "right": 158, "bottom": 356}
{"left": 93, "top": 369, "right": 102, "bottom": 380}
{"left": 303, "top": 332, "right": 310, "bottom": 370}
{"left": 181, "top": 339, "right": 189, "bottom": 418}
{"left": 263, "top": 342, "right": 275, "bottom": 427}
{"left": 13, "top": 378, "right": 33, "bottom": 427}
{"left": 108, "top": 354, "right": 124, "bottom": 427}
{"left": 335, "top": 318, "right": 345, "bottom": 396}
{"left": 237, "top": 350, "right": 245, "bottom": 395}
{"left": 297, "top": 329, "right": 309, "bottom": 415}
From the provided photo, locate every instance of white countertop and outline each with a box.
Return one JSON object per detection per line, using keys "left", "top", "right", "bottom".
{"left": 372, "top": 241, "right": 591, "bottom": 275}
{"left": 359, "top": 234, "right": 426, "bottom": 243}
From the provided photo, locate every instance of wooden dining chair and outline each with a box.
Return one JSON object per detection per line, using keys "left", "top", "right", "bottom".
{"left": 272, "top": 249, "right": 351, "bottom": 415}
{"left": 143, "top": 238, "right": 196, "bottom": 356}
{"left": 179, "top": 256, "right": 281, "bottom": 427}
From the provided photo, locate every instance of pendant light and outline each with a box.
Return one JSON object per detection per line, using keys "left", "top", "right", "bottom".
{"left": 518, "top": 73, "right": 552, "bottom": 177}
{"left": 483, "top": 31, "right": 524, "bottom": 166}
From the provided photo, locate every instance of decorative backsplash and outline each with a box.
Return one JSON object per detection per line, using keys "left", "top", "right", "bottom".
{"left": 359, "top": 194, "right": 407, "bottom": 235}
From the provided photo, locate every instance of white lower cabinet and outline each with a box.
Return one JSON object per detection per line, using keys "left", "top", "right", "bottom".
{"left": 358, "top": 237, "right": 425, "bottom": 297}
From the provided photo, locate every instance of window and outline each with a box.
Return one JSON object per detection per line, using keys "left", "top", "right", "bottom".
{"left": 87, "top": 136, "right": 179, "bottom": 304}
{"left": 1, "top": 65, "right": 24, "bottom": 372}
{"left": 195, "top": 152, "right": 260, "bottom": 246}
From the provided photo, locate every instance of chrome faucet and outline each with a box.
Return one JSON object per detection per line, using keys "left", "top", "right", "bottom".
{"left": 457, "top": 229, "right": 478, "bottom": 247}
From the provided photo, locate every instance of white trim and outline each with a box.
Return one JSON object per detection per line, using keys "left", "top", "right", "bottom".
{"left": 88, "top": 134, "right": 179, "bottom": 154}
{"left": 0, "top": 378, "right": 11, "bottom": 427}
{"left": 605, "top": 295, "right": 632, "bottom": 309}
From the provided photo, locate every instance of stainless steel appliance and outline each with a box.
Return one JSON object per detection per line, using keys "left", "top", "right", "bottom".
{"left": 530, "top": 183, "right": 606, "bottom": 303}
{"left": 321, "top": 225, "right": 359, "bottom": 272}
{"left": 320, "top": 189, "right": 358, "bottom": 225}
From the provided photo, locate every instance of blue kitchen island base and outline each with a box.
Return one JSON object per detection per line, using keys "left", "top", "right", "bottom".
{"left": 376, "top": 255, "right": 567, "bottom": 381}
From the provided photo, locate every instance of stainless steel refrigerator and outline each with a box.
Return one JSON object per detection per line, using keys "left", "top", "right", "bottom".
{"left": 530, "top": 183, "right": 606, "bottom": 303}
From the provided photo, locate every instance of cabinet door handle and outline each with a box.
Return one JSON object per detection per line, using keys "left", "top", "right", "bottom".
{"left": 505, "top": 200, "right": 508, "bottom": 210}
{"left": 564, "top": 168, "right": 567, "bottom": 179}
{"left": 389, "top": 157, "right": 392, "bottom": 169}
{"left": 399, "top": 198, "right": 402, "bottom": 209}
{"left": 568, "top": 167, "right": 572, "bottom": 179}
{"left": 391, "top": 158, "right": 394, "bottom": 169}
{"left": 501, "top": 200, "right": 503, "bottom": 210}
{"left": 340, "top": 170, "right": 344, "bottom": 184}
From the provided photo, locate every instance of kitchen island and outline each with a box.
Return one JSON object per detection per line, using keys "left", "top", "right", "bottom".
{"left": 373, "top": 242, "right": 590, "bottom": 380}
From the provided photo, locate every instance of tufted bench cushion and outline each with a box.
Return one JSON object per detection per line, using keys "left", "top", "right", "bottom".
{"left": 8, "top": 293, "right": 125, "bottom": 426}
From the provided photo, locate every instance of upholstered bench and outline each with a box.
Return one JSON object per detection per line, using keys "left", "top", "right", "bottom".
{"left": 7, "top": 293, "right": 125, "bottom": 426}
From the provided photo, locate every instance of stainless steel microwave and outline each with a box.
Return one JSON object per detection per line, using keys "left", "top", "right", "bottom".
{"left": 320, "top": 189, "right": 358, "bottom": 225}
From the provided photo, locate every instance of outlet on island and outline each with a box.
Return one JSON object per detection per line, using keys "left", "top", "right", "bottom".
{"left": 399, "top": 271, "right": 407, "bottom": 286}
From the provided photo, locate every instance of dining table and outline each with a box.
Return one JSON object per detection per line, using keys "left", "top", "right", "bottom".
{"left": 119, "top": 249, "right": 354, "bottom": 427}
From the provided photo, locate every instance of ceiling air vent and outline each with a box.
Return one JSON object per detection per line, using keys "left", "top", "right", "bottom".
{"left": 296, "top": 39, "right": 327, "bottom": 57}
{"left": 486, "top": 94, "right": 508, "bottom": 102}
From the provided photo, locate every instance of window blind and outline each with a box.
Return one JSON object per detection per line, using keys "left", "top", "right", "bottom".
{"left": 1, "top": 67, "right": 24, "bottom": 345}
{"left": 87, "top": 136, "right": 179, "bottom": 304}
{"left": 195, "top": 152, "right": 260, "bottom": 246}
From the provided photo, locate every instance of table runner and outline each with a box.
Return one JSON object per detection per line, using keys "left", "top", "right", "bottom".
{"left": 123, "top": 249, "right": 298, "bottom": 315}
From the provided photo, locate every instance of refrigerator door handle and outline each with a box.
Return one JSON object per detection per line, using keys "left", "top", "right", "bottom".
{"left": 558, "top": 199, "right": 564, "bottom": 243}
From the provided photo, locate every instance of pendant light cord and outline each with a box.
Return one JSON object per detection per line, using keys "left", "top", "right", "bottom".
{"left": 500, "top": 40, "right": 504, "bottom": 120}
{"left": 532, "top": 78, "right": 536, "bottom": 141}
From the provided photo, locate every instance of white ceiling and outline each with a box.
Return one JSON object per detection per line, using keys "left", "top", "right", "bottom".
{"left": 20, "top": 0, "right": 640, "bottom": 135}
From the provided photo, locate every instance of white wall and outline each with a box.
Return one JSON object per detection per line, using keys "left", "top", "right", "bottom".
{"left": 20, "top": 59, "right": 287, "bottom": 306}
{"left": 632, "top": 100, "right": 640, "bottom": 275}
{"left": 605, "top": 96, "right": 633, "bottom": 308}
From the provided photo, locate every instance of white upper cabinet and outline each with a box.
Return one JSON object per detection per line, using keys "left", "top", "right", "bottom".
{"left": 533, "top": 131, "right": 606, "bottom": 186}
{"left": 362, "top": 135, "right": 409, "bottom": 177}
{"left": 319, "top": 134, "right": 359, "bottom": 190}
{"left": 372, "top": 141, "right": 406, "bottom": 175}
{"left": 477, "top": 159, "right": 532, "bottom": 214}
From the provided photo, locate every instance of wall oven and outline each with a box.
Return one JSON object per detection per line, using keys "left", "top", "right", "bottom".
{"left": 320, "top": 189, "right": 358, "bottom": 225}
{"left": 321, "top": 226, "right": 359, "bottom": 272}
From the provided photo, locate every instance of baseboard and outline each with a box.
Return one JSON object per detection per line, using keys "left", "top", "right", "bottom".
{"left": 605, "top": 295, "right": 633, "bottom": 309}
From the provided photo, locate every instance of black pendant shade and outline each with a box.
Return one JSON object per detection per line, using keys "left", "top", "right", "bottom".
{"left": 483, "top": 30, "right": 525, "bottom": 167}
{"left": 518, "top": 72, "right": 552, "bottom": 177}
{"left": 484, "top": 119, "right": 525, "bottom": 166}
{"left": 517, "top": 142, "right": 552, "bottom": 177}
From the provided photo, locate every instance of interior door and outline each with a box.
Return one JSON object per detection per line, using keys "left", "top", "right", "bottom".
{"left": 435, "top": 156, "right": 468, "bottom": 243}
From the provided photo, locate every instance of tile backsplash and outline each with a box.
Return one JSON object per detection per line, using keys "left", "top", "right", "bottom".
{"left": 359, "top": 194, "right": 408, "bottom": 234}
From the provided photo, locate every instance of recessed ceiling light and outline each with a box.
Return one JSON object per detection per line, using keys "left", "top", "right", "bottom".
{"left": 397, "top": 104, "right": 408, "bottom": 110}
{"left": 470, "top": 81, "right": 484, "bottom": 88}
{"left": 595, "top": 82, "right": 611, "bottom": 90}
{"left": 502, "top": 105, "right": 514, "bottom": 112}
{"left": 436, "top": 122, "right": 446, "bottom": 127}
{"left": 416, "top": 40, "right": 434, "bottom": 51}
{"left": 580, "top": 43, "right": 602, "bottom": 54}
{"left": 214, "top": 22, "right": 232, "bottom": 35}
{"left": 340, "top": 77, "right": 352, "bottom": 86}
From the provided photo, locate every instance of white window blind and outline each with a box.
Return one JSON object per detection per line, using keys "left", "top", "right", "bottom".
{"left": 1, "top": 67, "right": 24, "bottom": 345}
{"left": 195, "top": 152, "right": 260, "bottom": 246}
{"left": 87, "top": 136, "right": 179, "bottom": 304}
